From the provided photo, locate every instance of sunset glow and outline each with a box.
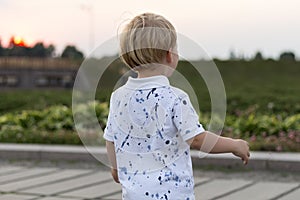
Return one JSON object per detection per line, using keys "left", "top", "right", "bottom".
{"left": 13, "top": 36, "right": 26, "bottom": 47}
{"left": 1, "top": 0, "right": 300, "bottom": 59}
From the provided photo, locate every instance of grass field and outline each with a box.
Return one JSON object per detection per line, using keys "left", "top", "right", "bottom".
{"left": 1, "top": 59, "right": 299, "bottom": 115}
{"left": 177, "top": 59, "right": 300, "bottom": 115}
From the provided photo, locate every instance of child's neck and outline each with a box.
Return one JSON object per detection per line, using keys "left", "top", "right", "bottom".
{"left": 137, "top": 64, "right": 172, "bottom": 78}
{"left": 137, "top": 71, "right": 164, "bottom": 78}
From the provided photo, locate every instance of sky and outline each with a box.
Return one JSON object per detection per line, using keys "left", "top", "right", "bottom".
{"left": 1, "top": 0, "right": 300, "bottom": 60}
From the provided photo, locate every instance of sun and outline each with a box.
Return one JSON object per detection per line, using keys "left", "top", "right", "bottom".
{"left": 13, "top": 36, "right": 26, "bottom": 47}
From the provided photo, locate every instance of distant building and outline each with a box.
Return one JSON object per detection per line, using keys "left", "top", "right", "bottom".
{"left": 0, "top": 57, "right": 81, "bottom": 88}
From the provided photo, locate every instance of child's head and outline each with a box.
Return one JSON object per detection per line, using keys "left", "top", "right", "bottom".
{"left": 119, "top": 13, "right": 178, "bottom": 72}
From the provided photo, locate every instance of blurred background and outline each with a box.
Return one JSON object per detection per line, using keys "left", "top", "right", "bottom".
{"left": 0, "top": 0, "right": 299, "bottom": 152}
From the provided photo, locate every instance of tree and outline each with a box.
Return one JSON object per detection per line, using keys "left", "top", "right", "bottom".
{"left": 279, "top": 51, "right": 296, "bottom": 62}
{"left": 61, "top": 45, "right": 84, "bottom": 59}
{"left": 46, "top": 44, "right": 55, "bottom": 57}
{"left": 229, "top": 49, "right": 237, "bottom": 60}
{"left": 253, "top": 51, "right": 264, "bottom": 61}
{"left": 30, "top": 42, "right": 56, "bottom": 57}
{"left": 8, "top": 46, "right": 29, "bottom": 57}
{"left": 0, "top": 39, "right": 3, "bottom": 56}
{"left": 31, "top": 42, "right": 47, "bottom": 57}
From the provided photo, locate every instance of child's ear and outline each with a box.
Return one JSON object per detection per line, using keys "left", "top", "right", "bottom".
{"left": 166, "top": 49, "right": 173, "bottom": 63}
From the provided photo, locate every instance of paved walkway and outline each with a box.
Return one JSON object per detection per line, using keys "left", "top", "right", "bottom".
{"left": 0, "top": 163, "right": 299, "bottom": 200}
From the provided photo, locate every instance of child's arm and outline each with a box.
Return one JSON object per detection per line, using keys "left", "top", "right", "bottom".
{"left": 106, "top": 141, "right": 119, "bottom": 183}
{"left": 187, "top": 131, "right": 250, "bottom": 165}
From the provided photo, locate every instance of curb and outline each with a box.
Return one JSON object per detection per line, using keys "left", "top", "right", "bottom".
{"left": 1, "top": 143, "right": 299, "bottom": 172}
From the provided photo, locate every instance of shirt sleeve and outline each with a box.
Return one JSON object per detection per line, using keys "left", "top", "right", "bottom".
{"left": 103, "top": 93, "right": 115, "bottom": 142}
{"left": 172, "top": 93, "right": 205, "bottom": 141}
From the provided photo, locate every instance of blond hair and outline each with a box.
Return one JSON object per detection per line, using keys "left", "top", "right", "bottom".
{"left": 119, "top": 13, "right": 177, "bottom": 70}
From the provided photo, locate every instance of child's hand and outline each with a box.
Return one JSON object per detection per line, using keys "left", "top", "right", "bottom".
{"left": 111, "top": 168, "right": 120, "bottom": 183}
{"left": 232, "top": 139, "right": 250, "bottom": 165}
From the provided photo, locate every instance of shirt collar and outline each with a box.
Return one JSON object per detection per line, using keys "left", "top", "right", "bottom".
{"left": 124, "top": 75, "right": 170, "bottom": 90}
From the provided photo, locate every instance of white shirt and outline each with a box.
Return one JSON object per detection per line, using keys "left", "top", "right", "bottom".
{"left": 104, "top": 75, "right": 205, "bottom": 200}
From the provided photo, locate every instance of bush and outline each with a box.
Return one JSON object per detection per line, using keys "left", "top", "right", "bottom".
{"left": 0, "top": 102, "right": 299, "bottom": 152}
{"left": 202, "top": 112, "right": 300, "bottom": 152}
{"left": 0, "top": 101, "right": 108, "bottom": 145}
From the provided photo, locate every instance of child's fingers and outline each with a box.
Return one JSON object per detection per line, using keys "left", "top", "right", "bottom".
{"left": 243, "top": 140, "right": 250, "bottom": 165}
{"left": 242, "top": 153, "right": 249, "bottom": 165}
{"left": 242, "top": 158, "right": 247, "bottom": 165}
{"left": 243, "top": 160, "right": 247, "bottom": 165}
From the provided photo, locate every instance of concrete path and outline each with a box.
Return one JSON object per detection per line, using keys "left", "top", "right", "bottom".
{"left": 0, "top": 143, "right": 299, "bottom": 199}
{"left": 0, "top": 164, "right": 299, "bottom": 200}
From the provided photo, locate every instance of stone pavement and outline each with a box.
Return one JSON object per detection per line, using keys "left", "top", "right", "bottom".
{"left": 0, "top": 143, "right": 299, "bottom": 199}
{"left": 0, "top": 163, "right": 299, "bottom": 200}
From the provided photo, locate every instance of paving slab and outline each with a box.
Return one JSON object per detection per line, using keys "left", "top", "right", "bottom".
{"left": 102, "top": 177, "right": 211, "bottom": 200}
{"left": 0, "top": 169, "right": 93, "bottom": 192}
{"left": 0, "top": 154, "right": 299, "bottom": 200}
{"left": 278, "top": 187, "right": 300, "bottom": 200}
{"left": 0, "top": 167, "right": 57, "bottom": 184}
{"left": 102, "top": 192, "right": 122, "bottom": 200}
{"left": 217, "top": 182, "right": 299, "bottom": 200}
{"left": 194, "top": 179, "right": 253, "bottom": 200}
{"left": 194, "top": 176, "right": 211, "bottom": 185}
{"left": 21, "top": 171, "right": 111, "bottom": 195}
{"left": 0, "top": 193, "right": 37, "bottom": 200}
{"left": 59, "top": 180, "right": 121, "bottom": 199}
{"left": 0, "top": 166, "right": 25, "bottom": 176}
{"left": 32, "top": 197, "right": 82, "bottom": 200}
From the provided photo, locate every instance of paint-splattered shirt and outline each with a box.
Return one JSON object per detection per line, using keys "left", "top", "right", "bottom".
{"left": 104, "top": 75, "right": 205, "bottom": 200}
